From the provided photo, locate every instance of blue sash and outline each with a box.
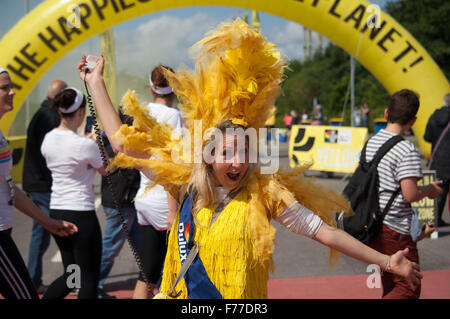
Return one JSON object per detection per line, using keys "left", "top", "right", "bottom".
{"left": 177, "top": 193, "right": 223, "bottom": 299}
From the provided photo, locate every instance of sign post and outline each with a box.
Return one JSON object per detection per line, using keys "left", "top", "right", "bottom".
{"left": 411, "top": 170, "right": 439, "bottom": 239}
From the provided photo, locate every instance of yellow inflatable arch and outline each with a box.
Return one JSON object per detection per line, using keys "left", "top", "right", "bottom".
{"left": 1, "top": 0, "right": 449, "bottom": 157}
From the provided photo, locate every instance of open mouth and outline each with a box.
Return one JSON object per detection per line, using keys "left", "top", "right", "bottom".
{"left": 226, "top": 172, "right": 240, "bottom": 181}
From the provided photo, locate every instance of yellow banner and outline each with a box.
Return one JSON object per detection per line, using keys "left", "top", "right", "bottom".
{"left": 289, "top": 125, "right": 368, "bottom": 173}
{"left": 100, "top": 29, "right": 118, "bottom": 108}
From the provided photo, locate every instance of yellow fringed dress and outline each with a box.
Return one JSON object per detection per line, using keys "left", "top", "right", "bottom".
{"left": 157, "top": 168, "right": 351, "bottom": 299}
{"left": 160, "top": 188, "right": 280, "bottom": 299}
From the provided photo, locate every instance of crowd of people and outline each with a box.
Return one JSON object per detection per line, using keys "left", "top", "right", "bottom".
{"left": 0, "top": 19, "right": 448, "bottom": 300}
{"left": 283, "top": 102, "right": 370, "bottom": 129}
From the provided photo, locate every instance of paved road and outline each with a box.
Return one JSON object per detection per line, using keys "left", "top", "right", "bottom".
{"left": 10, "top": 141, "right": 450, "bottom": 296}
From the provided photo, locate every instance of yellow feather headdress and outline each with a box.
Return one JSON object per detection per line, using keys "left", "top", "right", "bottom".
{"left": 164, "top": 18, "right": 287, "bottom": 136}
{"left": 112, "top": 18, "right": 287, "bottom": 189}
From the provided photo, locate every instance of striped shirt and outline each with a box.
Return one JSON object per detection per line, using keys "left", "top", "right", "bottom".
{"left": 364, "top": 129, "right": 423, "bottom": 235}
{"left": 0, "top": 141, "right": 11, "bottom": 164}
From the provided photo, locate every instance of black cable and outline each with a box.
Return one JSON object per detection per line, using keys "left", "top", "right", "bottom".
{"left": 82, "top": 72, "right": 153, "bottom": 296}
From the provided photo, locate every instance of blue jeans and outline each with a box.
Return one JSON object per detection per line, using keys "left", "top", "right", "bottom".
{"left": 27, "top": 192, "right": 51, "bottom": 288}
{"left": 98, "top": 206, "right": 139, "bottom": 288}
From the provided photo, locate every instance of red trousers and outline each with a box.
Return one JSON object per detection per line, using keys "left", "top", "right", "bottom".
{"left": 369, "top": 224, "right": 421, "bottom": 299}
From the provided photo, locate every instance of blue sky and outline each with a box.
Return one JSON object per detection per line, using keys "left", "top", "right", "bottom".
{"left": 0, "top": 0, "right": 391, "bottom": 100}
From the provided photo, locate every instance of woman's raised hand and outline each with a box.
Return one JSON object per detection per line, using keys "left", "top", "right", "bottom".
{"left": 77, "top": 54, "right": 105, "bottom": 86}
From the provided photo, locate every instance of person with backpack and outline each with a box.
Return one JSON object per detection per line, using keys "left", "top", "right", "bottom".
{"left": 344, "top": 89, "right": 442, "bottom": 299}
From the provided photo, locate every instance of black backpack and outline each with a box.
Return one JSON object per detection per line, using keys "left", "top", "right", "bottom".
{"left": 341, "top": 135, "right": 404, "bottom": 244}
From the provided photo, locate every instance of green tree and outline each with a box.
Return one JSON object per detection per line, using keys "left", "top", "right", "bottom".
{"left": 275, "top": 44, "right": 389, "bottom": 131}
{"left": 385, "top": 0, "right": 450, "bottom": 80}
{"left": 274, "top": 0, "right": 449, "bottom": 131}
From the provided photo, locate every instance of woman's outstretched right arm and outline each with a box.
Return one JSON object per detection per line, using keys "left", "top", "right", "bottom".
{"left": 77, "top": 55, "right": 124, "bottom": 153}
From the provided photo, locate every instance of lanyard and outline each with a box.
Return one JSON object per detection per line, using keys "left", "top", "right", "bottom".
{"left": 168, "top": 189, "right": 239, "bottom": 298}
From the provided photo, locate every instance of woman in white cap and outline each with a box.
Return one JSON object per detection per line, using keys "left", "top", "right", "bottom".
{"left": 131, "top": 65, "right": 184, "bottom": 299}
{"left": 0, "top": 68, "right": 78, "bottom": 299}
{"left": 41, "top": 87, "right": 106, "bottom": 299}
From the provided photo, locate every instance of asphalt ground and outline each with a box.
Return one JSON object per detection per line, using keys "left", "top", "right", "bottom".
{"left": 8, "top": 140, "right": 450, "bottom": 298}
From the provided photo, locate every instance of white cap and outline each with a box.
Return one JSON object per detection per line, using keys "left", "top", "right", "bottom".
{"left": 149, "top": 76, "right": 173, "bottom": 95}
{"left": 59, "top": 87, "right": 84, "bottom": 113}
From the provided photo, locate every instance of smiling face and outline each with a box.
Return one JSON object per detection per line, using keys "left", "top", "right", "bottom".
{"left": 0, "top": 73, "right": 15, "bottom": 119}
{"left": 211, "top": 133, "right": 250, "bottom": 190}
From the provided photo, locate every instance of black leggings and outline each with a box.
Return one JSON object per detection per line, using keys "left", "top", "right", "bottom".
{"left": 0, "top": 229, "right": 38, "bottom": 299}
{"left": 43, "top": 210, "right": 102, "bottom": 299}
{"left": 137, "top": 224, "right": 168, "bottom": 284}
{"left": 436, "top": 179, "right": 449, "bottom": 221}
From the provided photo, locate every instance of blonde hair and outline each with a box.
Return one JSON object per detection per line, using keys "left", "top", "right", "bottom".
{"left": 186, "top": 120, "right": 255, "bottom": 221}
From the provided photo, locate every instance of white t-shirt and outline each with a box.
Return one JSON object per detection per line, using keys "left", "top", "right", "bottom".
{"left": 275, "top": 200, "right": 323, "bottom": 238}
{"left": 0, "top": 129, "right": 14, "bottom": 231}
{"left": 41, "top": 128, "right": 103, "bottom": 211}
{"left": 134, "top": 103, "right": 183, "bottom": 229}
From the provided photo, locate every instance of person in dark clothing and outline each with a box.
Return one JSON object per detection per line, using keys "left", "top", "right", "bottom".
{"left": 22, "top": 80, "right": 67, "bottom": 292}
{"left": 290, "top": 109, "right": 300, "bottom": 126}
{"left": 97, "top": 109, "right": 140, "bottom": 299}
{"left": 424, "top": 93, "right": 450, "bottom": 227}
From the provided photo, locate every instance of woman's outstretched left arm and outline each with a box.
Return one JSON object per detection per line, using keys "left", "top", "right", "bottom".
{"left": 314, "top": 223, "right": 422, "bottom": 289}
{"left": 275, "top": 200, "right": 422, "bottom": 290}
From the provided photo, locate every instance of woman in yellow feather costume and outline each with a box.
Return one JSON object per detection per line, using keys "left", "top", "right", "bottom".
{"left": 77, "top": 19, "right": 421, "bottom": 299}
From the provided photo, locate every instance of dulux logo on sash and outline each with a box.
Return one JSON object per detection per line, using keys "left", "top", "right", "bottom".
{"left": 178, "top": 221, "right": 191, "bottom": 263}
{"left": 175, "top": 193, "right": 223, "bottom": 298}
